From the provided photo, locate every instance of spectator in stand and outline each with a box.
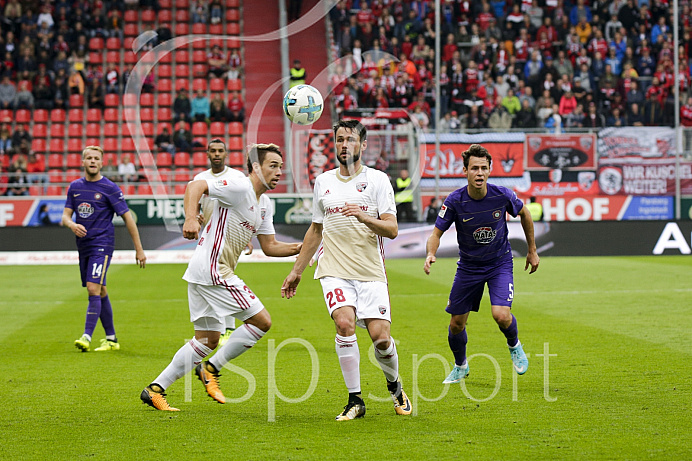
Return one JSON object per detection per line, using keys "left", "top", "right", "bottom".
{"left": 53, "top": 72, "right": 68, "bottom": 110}
{"left": 564, "top": 103, "right": 585, "bottom": 128}
{"left": 173, "top": 122, "right": 193, "bottom": 152}
{"left": 210, "top": 0, "right": 223, "bottom": 24}
{"left": 13, "top": 80, "right": 34, "bottom": 110}
{"left": 26, "top": 152, "right": 46, "bottom": 183}
{"left": 105, "top": 63, "right": 120, "bottom": 94}
{"left": 425, "top": 198, "right": 441, "bottom": 224}
{"left": 570, "top": 0, "right": 593, "bottom": 26}
{"left": 627, "top": 103, "right": 645, "bottom": 127}
{"left": 173, "top": 90, "right": 192, "bottom": 123}
{"left": 118, "top": 154, "right": 138, "bottom": 183}
{"left": 87, "top": 79, "right": 105, "bottom": 109}
{"left": 11, "top": 124, "right": 31, "bottom": 149}
{"left": 501, "top": 88, "right": 521, "bottom": 115}
{"left": 606, "top": 106, "right": 626, "bottom": 127}
{"left": 191, "top": 0, "right": 209, "bottom": 24}
{"left": 438, "top": 111, "right": 461, "bottom": 133}
{"left": 558, "top": 90, "right": 578, "bottom": 117}
{"left": 0, "top": 123, "right": 12, "bottom": 154}
{"left": 227, "top": 91, "right": 245, "bottom": 122}
{"left": 190, "top": 89, "right": 210, "bottom": 123}
{"left": 207, "top": 44, "right": 228, "bottom": 78}
{"left": 209, "top": 95, "right": 229, "bottom": 122}
{"left": 6, "top": 153, "right": 29, "bottom": 196}
{"left": 514, "top": 98, "right": 538, "bottom": 128}
{"left": 289, "top": 59, "right": 306, "bottom": 88}
{"left": 336, "top": 86, "right": 358, "bottom": 115}
{"left": 0, "top": 76, "right": 17, "bottom": 110}
{"left": 463, "top": 104, "right": 488, "bottom": 129}
{"left": 584, "top": 102, "right": 605, "bottom": 127}
{"left": 155, "top": 126, "right": 176, "bottom": 155}
{"left": 411, "top": 105, "right": 430, "bottom": 129}
{"left": 227, "top": 49, "right": 242, "bottom": 80}
{"left": 68, "top": 68, "right": 86, "bottom": 96}
{"left": 108, "top": 10, "right": 124, "bottom": 41}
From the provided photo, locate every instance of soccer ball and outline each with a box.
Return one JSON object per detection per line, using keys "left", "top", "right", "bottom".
{"left": 283, "top": 84, "right": 324, "bottom": 125}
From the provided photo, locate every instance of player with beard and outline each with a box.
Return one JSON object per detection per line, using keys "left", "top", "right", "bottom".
{"left": 424, "top": 144, "right": 539, "bottom": 384}
{"left": 282, "top": 120, "right": 412, "bottom": 420}
{"left": 141, "top": 144, "right": 301, "bottom": 411}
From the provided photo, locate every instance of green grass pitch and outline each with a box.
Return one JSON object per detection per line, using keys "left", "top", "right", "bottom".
{"left": 1, "top": 256, "right": 691, "bottom": 460}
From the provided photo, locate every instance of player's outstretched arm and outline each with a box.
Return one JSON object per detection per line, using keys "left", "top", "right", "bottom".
{"left": 519, "top": 206, "right": 540, "bottom": 274}
{"left": 257, "top": 234, "right": 302, "bottom": 257}
{"left": 424, "top": 227, "right": 444, "bottom": 275}
{"left": 281, "top": 223, "right": 323, "bottom": 299}
{"left": 121, "top": 210, "right": 146, "bottom": 268}
{"left": 182, "top": 180, "right": 209, "bottom": 239}
{"left": 342, "top": 204, "right": 398, "bottom": 239}
{"left": 62, "top": 207, "right": 87, "bottom": 238}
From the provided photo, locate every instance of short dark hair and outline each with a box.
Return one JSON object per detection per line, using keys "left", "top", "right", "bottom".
{"left": 207, "top": 138, "right": 226, "bottom": 151}
{"left": 462, "top": 144, "right": 492, "bottom": 168}
{"left": 246, "top": 143, "right": 282, "bottom": 173}
{"left": 333, "top": 119, "right": 367, "bottom": 142}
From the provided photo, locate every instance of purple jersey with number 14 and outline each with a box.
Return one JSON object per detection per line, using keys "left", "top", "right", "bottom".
{"left": 435, "top": 183, "right": 524, "bottom": 264}
{"left": 65, "top": 177, "right": 129, "bottom": 255}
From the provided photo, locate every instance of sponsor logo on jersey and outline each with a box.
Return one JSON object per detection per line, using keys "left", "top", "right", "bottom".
{"left": 438, "top": 205, "right": 447, "bottom": 218}
{"left": 473, "top": 226, "right": 497, "bottom": 244}
{"left": 325, "top": 204, "right": 368, "bottom": 215}
{"left": 492, "top": 210, "right": 502, "bottom": 219}
{"left": 239, "top": 220, "right": 258, "bottom": 233}
{"left": 261, "top": 208, "right": 266, "bottom": 219}
{"left": 249, "top": 206, "right": 254, "bottom": 211}
{"left": 324, "top": 189, "right": 330, "bottom": 195}
{"left": 217, "top": 179, "right": 228, "bottom": 186}
{"left": 356, "top": 182, "right": 368, "bottom": 192}
{"left": 94, "top": 193, "right": 102, "bottom": 200}
{"left": 378, "top": 305, "right": 387, "bottom": 315}
{"left": 463, "top": 217, "right": 473, "bottom": 222}
{"left": 77, "top": 202, "right": 94, "bottom": 218}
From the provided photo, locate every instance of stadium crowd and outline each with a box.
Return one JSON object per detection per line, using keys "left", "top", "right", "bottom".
{"left": 328, "top": 0, "right": 692, "bottom": 131}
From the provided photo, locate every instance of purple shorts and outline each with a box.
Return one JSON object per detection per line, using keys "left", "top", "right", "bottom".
{"left": 446, "top": 251, "right": 514, "bottom": 316}
{"left": 79, "top": 252, "right": 113, "bottom": 287}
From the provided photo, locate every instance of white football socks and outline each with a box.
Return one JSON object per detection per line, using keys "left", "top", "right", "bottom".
{"left": 154, "top": 337, "right": 212, "bottom": 390}
{"left": 209, "top": 324, "right": 265, "bottom": 371}
{"left": 375, "top": 338, "right": 399, "bottom": 382}
{"left": 335, "top": 334, "right": 361, "bottom": 393}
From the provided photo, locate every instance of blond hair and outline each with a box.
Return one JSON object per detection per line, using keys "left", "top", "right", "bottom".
{"left": 82, "top": 145, "right": 104, "bottom": 159}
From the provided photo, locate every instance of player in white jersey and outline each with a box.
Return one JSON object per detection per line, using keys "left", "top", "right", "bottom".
{"left": 141, "top": 144, "right": 302, "bottom": 411}
{"left": 193, "top": 139, "right": 247, "bottom": 344}
{"left": 282, "top": 120, "right": 412, "bottom": 420}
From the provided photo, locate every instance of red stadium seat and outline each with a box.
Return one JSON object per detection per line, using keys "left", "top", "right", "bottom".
{"left": 15, "top": 109, "right": 31, "bottom": 123}
{"left": 85, "top": 137, "right": 100, "bottom": 147}
{"left": 158, "top": 8, "right": 172, "bottom": 22}
{"left": 48, "top": 154, "right": 63, "bottom": 168}
{"left": 86, "top": 108, "right": 102, "bottom": 122}
{"left": 192, "top": 78, "right": 207, "bottom": 91}
{"left": 124, "top": 52, "right": 138, "bottom": 64}
{"left": 66, "top": 153, "right": 82, "bottom": 167}
{"left": 192, "top": 122, "right": 208, "bottom": 136}
{"left": 192, "top": 23, "right": 207, "bottom": 35}
{"left": 105, "top": 94, "right": 119, "bottom": 107}
{"left": 122, "top": 138, "right": 135, "bottom": 152}
{"left": 141, "top": 108, "right": 155, "bottom": 122}
{"left": 106, "top": 37, "right": 121, "bottom": 50}
{"left": 50, "top": 109, "right": 66, "bottom": 123}
{"left": 228, "top": 151, "right": 244, "bottom": 166}
{"left": 174, "top": 23, "right": 189, "bottom": 36}
{"left": 192, "top": 64, "right": 208, "bottom": 78}
{"left": 69, "top": 95, "right": 84, "bottom": 108}
{"left": 32, "top": 138, "right": 47, "bottom": 152}
{"left": 226, "top": 0, "right": 239, "bottom": 7}
{"left": 68, "top": 108, "right": 84, "bottom": 122}
{"left": 225, "top": 23, "right": 240, "bottom": 35}
{"left": 175, "top": 9, "right": 189, "bottom": 22}
{"left": 104, "top": 108, "right": 119, "bottom": 122}
{"left": 175, "top": 50, "right": 189, "bottom": 64}
{"left": 106, "top": 51, "right": 120, "bottom": 64}
{"left": 192, "top": 151, "right": 208, "bottom": 167}
{"left": 49, "top": 138, "right": 65, "bottom": 153}
{"left": 34, "top": 109, "right": 49, "bottom": 122}
{"left": 210, "top": 78, "right": 225, "bottom": 92}
{"left": 209, "top": 38, "right": 223, "bottom": 49}
{"left": 157, "top": 152, "right": 172, "bottom": 167}
{"left": 157, "top": 107, "right": 172, "bottom": 121}
{"left": 141, "top": 122, "right": 155, "bottom": 136}
{"left": 123, "top": 37, "right": 135, "bottom": 50}
{"left": 124, "top": 10, "right": 137, "bottom": 22}
{"left": 175, "top": 79, "right": 190, "bottom": 91}
{"left": 158, "top": 122, "right": 173, "bottom": 133}
{"left": 158, "top": 64, "right": 172, "bottom": 78}
{"left": 50, "top": 124, "right": 65, "bottom": 138}
{"left": 89, "top": 52, "right": 103, "bottom": 65}
{"left": 46, "top": 185, "right": 63, "bottom": 195}
{"left": 67, "top": 139, "right": 83, "bottom": 153}
{"left": 228, "top": 122, "right": 243, "bottom": 136}
{"left": 227, "top": 37, "right": 240, "bottom": 49}
{"left": 226, "top": 9, "right": 239, "bottom": 22}
{"left": 86, "top": 123, "right": 101, "bottom": 137}
{"left": 174, "top": 172, "right": 190, "bottom": 182}
{"left": 174, "top": 183, "right": 187, "bottom": 195}
{"left": 103, "top": 138, "right": 118, "bottom": 152}
{"left": 208, "top": 24, "right": 222, "bottom": 35}
{"left": 33, "top": 124, "right": 47, "bottom": 138}
{"left": 124, "top": 24, "right": 139, "bottom": 37}
{"left": 103, "top": 152, "right": 118, "bottom": 166}
{"left": 175, "top": 64, "right": 190, "bottom": 78}
{"left": 141, "top": 9, "right": 156, "bottom": 23}
{"left": 120, "top": 184, "right": 135, "bottom": 195}
{"left": 89, "top": 37, "right": 105, "bottom": 50}
{"left": 210, "top": 122, "right": 225, "bottom": 137}
{"left": 228, "top": 79, "right": 241, "bottom": 91}
{"left": 103, "top": 123, "right": 119, "bottom": 137}
{"left": 175, "top": 0, "right": 190, "bottom": 8}
{"left": 65, "top": 169, "right": 81, "bottom": 182}
{"left": 228, "top": 137, "right": 243, "bottom": 152}
{"left": 122, "top": 93, "right": 137, "bottom": 107}
{"left": 137, "top": 184, "right": 153, "bottom": 195}
{"left": 174, "top": 152, "right": 191, "bottom": 167}
{"left": 157, "top": 92, "right": 172, "bottom": 107}
{"left": 158, "top": 78, "right": 172, "bottom": 93}
{"left": 192, "top": 50, "right": 206, "bottom": 64}
{"left": 68, "top": 123, "right": 83, "bottom": 137}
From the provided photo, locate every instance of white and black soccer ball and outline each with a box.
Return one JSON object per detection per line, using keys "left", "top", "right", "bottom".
{"left": 283, "top": 84, "right": 324, "bottom": 125}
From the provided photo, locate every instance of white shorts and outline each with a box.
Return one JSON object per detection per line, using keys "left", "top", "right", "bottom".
{"left": 188, "top": 276, "right": 264, "bottom": 332}
{"left": 319, "top": 277, "right": 391, "bottom": 329}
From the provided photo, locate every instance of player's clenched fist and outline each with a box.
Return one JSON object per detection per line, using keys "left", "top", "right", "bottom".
{"left": 183, "top": 218, "right": 201, "bottom": 240}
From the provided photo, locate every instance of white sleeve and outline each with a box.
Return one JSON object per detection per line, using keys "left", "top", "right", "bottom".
{"left": 206, "top": 177, "right": 248, "bottom": 207}
{"left": 375, "top": 172, "right": 397, "bottom": 217}
{"left": 312, "top": 175, "right": 324, "bottom": 224}
{"left": 257, "top": 195, "right": 275, "bottom": 235}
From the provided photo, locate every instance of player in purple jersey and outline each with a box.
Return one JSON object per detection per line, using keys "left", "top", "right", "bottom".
{"left": 62, "top": 146, "right": 146, "bottom": 352}
{"left": 423, "top": 144, "right": 540, "bottom": 383}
